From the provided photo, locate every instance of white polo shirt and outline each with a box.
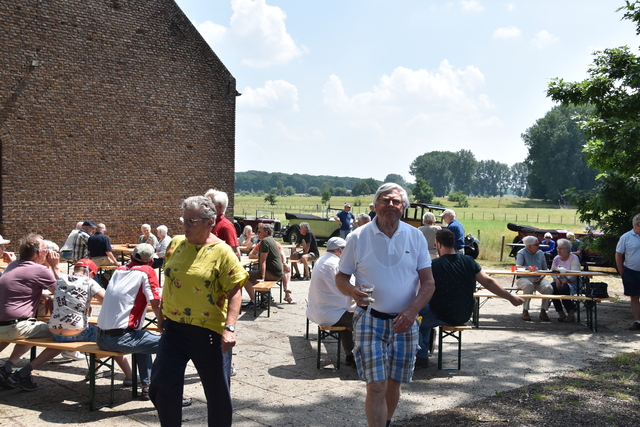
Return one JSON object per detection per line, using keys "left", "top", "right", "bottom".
{"left": 306, "top": 252, "right": 355, "bottom": 326}
{"left": 339, "top": 217, "right": 431, "bottom": 314}
{"left": 617, "top": 229, "right": 640, "bottom": 271}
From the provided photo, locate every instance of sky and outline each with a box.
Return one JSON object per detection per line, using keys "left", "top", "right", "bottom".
{"left": 174, "top": 0, "right": 639, "bottom": 182}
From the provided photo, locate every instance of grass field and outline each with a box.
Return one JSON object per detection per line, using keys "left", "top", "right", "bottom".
{"left": 233, "top": 194, "right": 590, "bottom": 263}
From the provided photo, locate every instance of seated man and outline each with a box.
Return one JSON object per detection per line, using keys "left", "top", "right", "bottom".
{"left": 244, "top": 224, "right": 293, "bottom": 308}
{"left": 139, "top": 224, "right": 159, "bottom": 248}
{"left": 417, "top": 229, "right": 524, "bottom": 366}
{"left": 0, "top": 234, "right": 62, "bottom": 391}
{"left": 515, "top": 235, "right": 554, "bottom": 321}
{"left": 59, "top": 222, "right": 83, "bottom": 262}
{"left": 96, "top": 243, "right": 162, "bottom": 400}
{"left": 306, "top": 237, "right": 357, "bottom": 366}
{"left": 49, "top": 258, "right": 132, "bottom": 383}
{"left": 541, "top": 232, "right": 557, "bottom": 268}
{"left": 290, "top": 222, "right": 319, "bottom": 280}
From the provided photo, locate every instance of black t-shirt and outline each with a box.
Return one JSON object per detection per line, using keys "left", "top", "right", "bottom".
{"left": 298, "top": 231, "right": 319, "bottom": 255}
{"left": 430, "top": 253, "right": 481, "bottom": 325}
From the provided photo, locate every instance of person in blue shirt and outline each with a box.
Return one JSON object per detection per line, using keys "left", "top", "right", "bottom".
{"left": 566, "top": 232, "right": 583, "bottom": 262}
{"left": 439, "top": 209, "right": 465, "bottom": 255}
{"left": 616, "top": 213, "right": 640, "bottom": 331}
{"left": 541, "top": 232, "right": 557, "bottom": 268}
{"left": 334, "top": 203, "right": 355, "bottom": 239}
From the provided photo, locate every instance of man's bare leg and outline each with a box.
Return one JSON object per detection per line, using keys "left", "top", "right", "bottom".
{"left": 385, "top": 379, "right": 402, "bottom": 424}
{"left": 365, "top": 380, "right": 388, "bottom": 427}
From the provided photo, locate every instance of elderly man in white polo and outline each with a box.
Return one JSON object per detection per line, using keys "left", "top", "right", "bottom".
{"left": 515, "top": 235, "right": 553, "bottom": 321}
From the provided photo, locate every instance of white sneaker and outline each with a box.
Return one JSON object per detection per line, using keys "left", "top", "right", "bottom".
{"left": 61, "top": 351, "right": 84, "bottom": 361}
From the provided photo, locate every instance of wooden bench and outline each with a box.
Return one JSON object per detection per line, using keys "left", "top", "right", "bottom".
{"left": 473, "top": 293, "right": 616, "bottom": 332}
{"left": 305, "top": 318, "right": 347, "bottom": 369}
{"left": 0, "top": 337, "right": 137, "bottom": 411}
{"left": 438, "top": 325, "right": 472, "bottom": 370}
{"left": 252, "top": 280, "right": 281, "bottom": 317}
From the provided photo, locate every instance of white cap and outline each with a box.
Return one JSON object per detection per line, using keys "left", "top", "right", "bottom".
{"left": 327, "top": 237, "right": 347, "bottom": 251}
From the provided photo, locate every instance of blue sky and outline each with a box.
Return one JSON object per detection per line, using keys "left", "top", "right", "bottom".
{"left": 175, "top": 0, "right": 639, "bottom": 182}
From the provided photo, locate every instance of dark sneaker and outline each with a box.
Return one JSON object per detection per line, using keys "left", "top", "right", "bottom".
{"left": 140, "top": 386, "right": 150, "bottom": 401}
{"left": 12, "top": 373, "right": 39, "bottom": 391}
{"left": 230, "top": 363, "right": 237, "bottom": 377}
{"left": 629, "top": 322, "right": 640, "bottom": 331}
{"left": 0, "top": 367, "right": 17, "bottom": 389}
{"left": 243, "top": 300, "right": 257, "bottom": 309}
{"left": 539, "top": 310, "right": 550, "bottom": 322}
{"left": 415, "top": 356, "right": 429, "bottom": 368}
{"left": 345, "top": 354, "right": 355, "bottom": 367}
{"left": 521, "top": 310, "right": 531, "bottom": 321}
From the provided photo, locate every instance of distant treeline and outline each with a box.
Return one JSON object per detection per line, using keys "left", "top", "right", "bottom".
{"left": 235, "top": 170, "right": 368, "bottom": 194}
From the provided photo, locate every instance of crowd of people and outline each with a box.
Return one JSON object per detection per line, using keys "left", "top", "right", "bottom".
{"left": 1, "top": 183, "right": 639, "bottom": 427}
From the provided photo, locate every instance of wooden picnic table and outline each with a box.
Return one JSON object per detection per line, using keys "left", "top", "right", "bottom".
{"left": 484, "top": 269, "right": 606, "bottom": 278}
{"left": 111, "top": 244, "right": 134, "bottom": 263}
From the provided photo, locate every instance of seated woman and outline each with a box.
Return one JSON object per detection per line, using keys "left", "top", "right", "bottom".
{"left": 238, "top": 225, "right": 257, "bottom": 254}
{"left": 550, "top": 238, "right": 581, "bottom": 322}
{"left": 49, "top": 258, "right": 132, "bottom": 384}
{"left": 542, "top": 232, "right": 557, "bottom": 268}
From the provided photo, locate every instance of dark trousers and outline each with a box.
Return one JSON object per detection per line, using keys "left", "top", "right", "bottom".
{"left": 332, "top": 311, "right": 354, "bottom": 357}
{"left": 552, "top": 282, "right": 575, "bottom": 312}
{"left": 149, "top": 319, "right": 232, "bottom": 427}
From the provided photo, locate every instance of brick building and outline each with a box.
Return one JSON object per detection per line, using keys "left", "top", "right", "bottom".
{"left": 0, "top": 0, "right": 238, "bottom": 249}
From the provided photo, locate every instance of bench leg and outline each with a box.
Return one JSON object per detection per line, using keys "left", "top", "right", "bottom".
{"left": 316, "top": 328, "right": 343, "bottom": 369}
{"left": 438, "top": 328, "right": 464, "bottom": 370}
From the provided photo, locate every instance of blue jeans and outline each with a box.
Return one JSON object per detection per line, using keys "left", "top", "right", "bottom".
{"left": 96, "top": 329, "right": 160, "bottom": 386}
{"left": 150, "top": 319, "right": 232, "bottom": 427}
{"left": 417, "top": 304, "right": 451, "bottom": 359}
{"left": 339, "top": 229, "right": 351, "bottom": 239}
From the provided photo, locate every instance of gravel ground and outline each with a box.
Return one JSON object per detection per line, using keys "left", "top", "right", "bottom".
{"left": 396, "top": 351, "right": 640, "bottom": 427}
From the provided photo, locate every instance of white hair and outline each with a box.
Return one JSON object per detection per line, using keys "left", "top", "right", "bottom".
{"left": 76, "top": 221, "right": 83, "bottom": 230}
{"left": 373, "top": 183, "right": 410, "bottom": 210}
{"left": 157, "top": 225, "right": 168, "bottom": 236}
{"left": 523, "top": 236, "right": 539, "bottom": 246}
{"left": 556, "top": 238, "right": 571, "bottom": 251}
{"left": 141, "top": 223, "right": 151, "bottom": 231}
{"left": 205, "top": 188, "right": 228, "bottom": 214}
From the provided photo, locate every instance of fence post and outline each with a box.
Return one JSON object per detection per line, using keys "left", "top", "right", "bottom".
{"left": 500, "top": 236, "right": 505, "bottom": 261}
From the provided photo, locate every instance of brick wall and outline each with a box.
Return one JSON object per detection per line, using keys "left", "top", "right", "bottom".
{"left": 0, "top": 0, "right": 237, "bottom": 250}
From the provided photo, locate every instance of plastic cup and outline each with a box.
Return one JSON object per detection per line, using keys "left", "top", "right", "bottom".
{"left": 510, "top": 265, "right": 516, "bottom": 272}
{"left": 359, "top": 283, "right": 375, "bottom": 303}
{"left": 530, "top": 266, "right": 537, "bottom": 272}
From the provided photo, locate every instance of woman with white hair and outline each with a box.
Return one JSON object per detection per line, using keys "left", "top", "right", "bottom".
{"left": 238, "top": 225, "right": 257, "bottom": 253}
{"left": 541, "top": 232, "right": 557, "bottom": 268}
{"left": 418, "top": 212, "right": 441, "bottom": 259}
{"left": 153, "top": 225, "right": 171, "bottom": 269}
{"left": 550, "top": 238, "right": 581, "bottom": 322}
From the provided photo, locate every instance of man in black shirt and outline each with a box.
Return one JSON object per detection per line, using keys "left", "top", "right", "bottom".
{"left": 290, "top": 222, "right": 318, "bottom": 280}
{"left": 416, "top": 229, "right": 523, "bottom": 367}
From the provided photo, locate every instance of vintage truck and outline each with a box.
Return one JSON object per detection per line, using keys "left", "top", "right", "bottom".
{"left": 281, "top": 209, "right": 342, "bottom": 245}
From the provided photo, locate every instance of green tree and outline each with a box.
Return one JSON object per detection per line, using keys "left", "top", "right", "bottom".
{"left": 321, "top": 189, "right": 332, "bottom": 204}
{"left": 522, "top": 104, "right": 597, "bottom": 201}
{"left": 472, "top": 160, "right": 510, "bottom": 197}
{"left": 412, "top": 177, "right": 435, "bottom": 204}
{"left": 284, "top": 186, "right": 295, "bottom": 196}
{"left": 409, "top": 151, "right": 456, "bottom": 197}
{"left": 546, "top": 1, "right": 640, "bottom": 261}
{"left": 264, "top": 193, "right": 277, "bottom": 205}
{"left": 448, "top": 191, "right": 469, "bottom": 208}
{"left": 351, "top": 178, "right": 380, "bottom": 196}
{"left": 510, "top": 162, "right": 529, "bottom": 197}
{"left": 451, "top": 149, "right": 477, "bottom": 194}
{"left": 307, "top": 186, "right": 321, "bottom": 196}
{"left": 333, "top": 187, "right": 349, "bottom": 196}
{"left": 384, "top": 174, "right": 407, "bottom": 188}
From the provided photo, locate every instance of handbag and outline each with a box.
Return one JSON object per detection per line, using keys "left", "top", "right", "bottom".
{"left": 585, "top": 282, "right": 609, "bottom": 298}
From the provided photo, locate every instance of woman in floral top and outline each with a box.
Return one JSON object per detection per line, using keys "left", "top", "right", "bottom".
{"left": 149, "top": 196, "right": 248, "bottom": 427}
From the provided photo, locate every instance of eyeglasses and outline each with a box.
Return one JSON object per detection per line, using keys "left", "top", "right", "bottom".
{"left": 377, "top": 197, "right": 403, "bottom": 207}
{"left": 180, "top": 217, "right": 207, "bottom": 227}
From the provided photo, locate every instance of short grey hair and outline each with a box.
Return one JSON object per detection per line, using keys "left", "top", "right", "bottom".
{"left": 76, "top": 221, "right": 83, "bottom": 230}
{"left": 357, "top": 213, "right": 370, "bottom": 224}
{"left": 544, "top": 232, "right": 552, "bottom": 239}
{"left": 300, "top": 222, "right": 310, "bottom": 231}
{"left": 157, "top": 225, "right": 168, "bottom": 236}
{"left": 259, "top": 223, "right": 274, "bottom": 236}
{"left": 182, "top": 196, "right": 217, "bottom": 221}
{"left": 243, "top": 225, "right": 253, "bottom": 235}
{"left": 373, "top": 183, "right": 410, "bottom": 210}
{"left": 523, "top": 236, "right": 539, "bottom": 247}
{"left": 44, "top": 240, "right": 59, "bottom": 253}
{"left": 633, "top": 213, "right": 640, "bottom": 226}
{"left": 205, "top": 188, "right": 228, "bottom": 214}
{"left": 556, "top": 238, "right": 571, "bottom": 251}
{"left": 422, "top": 212, "right": 436, "bottom": 225}
{"left": 96, "top": 223, "right": 106, "bottom": 232}
{"left": 141, "top": 223, "right": 151, "bottom": 231}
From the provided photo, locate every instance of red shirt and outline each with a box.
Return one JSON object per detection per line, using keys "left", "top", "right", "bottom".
{"left": 212, "top": 214, "right": 238, "bottom": 247}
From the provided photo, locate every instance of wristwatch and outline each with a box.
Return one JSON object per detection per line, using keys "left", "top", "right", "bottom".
{"left": 224, "top": 324, "right": 236, "bottom": 332}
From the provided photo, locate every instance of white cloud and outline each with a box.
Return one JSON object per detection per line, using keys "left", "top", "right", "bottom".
{"left": 460, "top": 0, "right": 484, "bottom": 12}
{"left": 238, "top": 80, "right": 299, "bottom": 112}
{"left": 493, "top": 25, "right": 521, "bottom": 39}
{"left": 507, "top": 3, "right": 516, "bottom": 12}
{"left": 195, "top": 0, "right": 307, "bottom": 68}
{"left": 531, "top": 30, "right": 559, "bottom": 49}
{"left": 323, "top": 61, "right": 489, "bottom": 117}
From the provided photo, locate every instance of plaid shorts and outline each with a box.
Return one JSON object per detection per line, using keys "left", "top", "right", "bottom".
{"left": 352, "top": 306, "right": 419, "bottom": 384}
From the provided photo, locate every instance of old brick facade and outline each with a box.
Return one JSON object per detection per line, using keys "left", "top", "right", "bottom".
{"left": 0, "top": 0, "right": 238, "bottom": 250}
